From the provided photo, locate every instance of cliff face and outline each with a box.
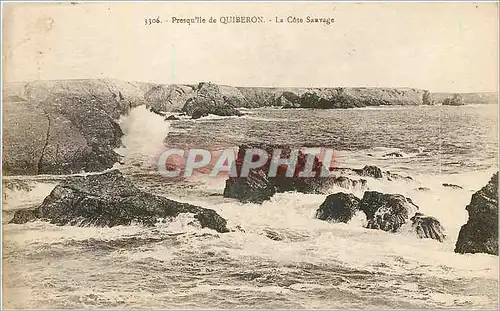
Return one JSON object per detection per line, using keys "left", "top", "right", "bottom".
{"left": 3, "top": 79, "right": 145, "bottom": 175}
{"left": 455, "top": 172, "right": 498, "bottom": 255}
{"left": 433, "top": 92, "right": 498, "bottom": 105}
{"left": 3, "top": 79, "right": 497, "bottom": 175}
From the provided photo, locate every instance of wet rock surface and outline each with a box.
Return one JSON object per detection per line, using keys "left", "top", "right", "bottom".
{"left": 455, "top": 172, "right": 498, "bottom": 255}
{"left": 360, "top": 191, "right": 419, "bottom": 232}
{"left": 411, "top": 212, "right": 446, "bottom": 242}
{"left": 442, "top": 183, "right": 463, "bottom": 190}
{"left": 10, "top": 170, "right": 229, "bottom": 233}
{"left": 315, "top": 193, "right": 361, "bottom": 223}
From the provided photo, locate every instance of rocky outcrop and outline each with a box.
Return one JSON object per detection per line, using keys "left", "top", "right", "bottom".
{"left": 411, "top": 212, "right": 446, "bottom": 242}
{"left": 383, "top": 152, "right": 403, "bottom": 158}
{"left": 354, "top": 165, "right": 383, "bottom": 179}
{"left": 3, "top": 79, "right": 145, "bottom": 175}
{"left": 277, "top": 91, "right": 301, "bottom": 108}
{"left": 296, "top": 87, "right": 426, "bottom": 109}
{"left": 182, "top": 82, "right": 243, "bottom": 118}
{"left": 9, "top": 170, "right": 229, "bottom": 233}
{"left": 165, "top": 115, "right": 180, "bottom": 121}
{"left": 455, "top": 172, "right": 498, "bottom": 255}
{"left": 331, "top": 176, "right": 367, "bottom": 189}
{"left": 144, "top": 84, "right": 195, "bottom": 112}
{"left": 223, "top": 144, "right": 335, "bottom": 203}
{"left": 442, "top": 183, "right": 463, "bottom": 189}
{"left": 314, "top": 191, "right": 445, "bottom": 242}
{"left": 434, "top": 92, "right": 497, "bottom": 105}
{"left": 360, "top": 191, "right": 419, "bottom": 232}
{"left": 331, "top": 165, "right": 412, "bottom": 181}
{"left": 441, "top": 94, "right": 464, "bottom": 106}
{"left": 315, "top": 192, "right": 361, "bottom": 223}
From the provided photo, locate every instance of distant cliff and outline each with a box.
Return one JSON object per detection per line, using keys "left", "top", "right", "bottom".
{"left": 433, "top": 92, "right": 498, "bottom": 105}
{"left": 2, "top": 79, "right": 498, "bottom": 175}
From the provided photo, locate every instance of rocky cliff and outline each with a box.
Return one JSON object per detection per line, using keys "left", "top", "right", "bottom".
{"left": 433, "top": 92, "right": 498, "bottom": 105}
{"left": 3, "top": 79, "right": 147, "bottom": 175}
{"left": 455, "top": 172, "right": 498, "bottom": 255}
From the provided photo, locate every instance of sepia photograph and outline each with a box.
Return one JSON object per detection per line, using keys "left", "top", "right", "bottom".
{"left": 1, "top": 1, "right": 499, "bottom": 309}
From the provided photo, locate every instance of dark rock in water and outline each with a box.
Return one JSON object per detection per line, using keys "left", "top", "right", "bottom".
{"left": 149, "top": 107, "right": 166, "bottom": 116}
{"left": 416, "top": 187, "right": 431, "bottom": 191}
{"left": 411, "top": 212, "right": 446, "bottom": 242}
{"left": 331, "top": 176, "right": 367, "bottom": 190}
{"left": 367, "top": 153, "right": 374, "bottom": 157}
{"left": 276, "top": 91, "right": 301, "bottom": 107}
{"left": 165, "top": 115, "right": 180, "bottom": 121}
{"left": 9, "top": 170, "right": 229, "bottom": 233}
{"left": 355, "top": 165, "right": 383, "bottom": 179}
{"left": 316, "top": 192, "right": 361, "bottom": 223}
{"left": 223, "top": 143, "right": 334, "bottom": 203}
{"left": 10, "top": 209, "right": 39, "bottom": 223}
{"left": 442, "top": 183, "right": 463, "bottom": 190}
{"left": 455, "top": 172, "right": 498, "bottom": 255}
{"left": 264, "top": 229, "right": 283, "bottom": 241}
{"left": 383, "top": 152, "right": 403, "bottom": 158}
{"left": 332, "top": 165, "right": 412, "bottom": 182}
{"left": 224, "top": 168, "right": 276, "bottom": 204}
{"left": 281, "top": 103, "right": 301, "bottom": 109}
{"left": 360, "top": 191, "right": 419, "bottom": 232}
{"left": 182, "top": 82, "right": 242, "bottom": 118}
{"left": 191, "top": 110, "right": 206, "bottom": 119}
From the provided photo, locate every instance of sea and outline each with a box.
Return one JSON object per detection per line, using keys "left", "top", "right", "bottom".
{"left": 2, "top": 104, "right": 499, "bottom": 308}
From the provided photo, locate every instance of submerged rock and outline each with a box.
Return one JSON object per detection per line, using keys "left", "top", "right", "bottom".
{"left": 165, "top": 115, "right": 180, "bottom": 121}
{"left": 9, "top": 170, "right": 229, "bottom": 233}
{"left": 354, "top": 165, "right": 383, "bottom": 179}
{"left": 383, "top": 152, "right": 404, "bottom": 158}
{"left": 455, "top": 172, "right": 498, "bottom": 255}
{"left": 415, "top": 187, "right": 431, "bottom": 192}
{"left": 360, "top": 191, "right": 419, "bottom": 232}
{"left": 332, "top": 165, "right": 412, "bottom": 182}
{"left": 442, "top": 183, "right": 463, "bottom": 190}
{"left": 411, "top": 212, "right": 446, "bottom": 242}
{"left": 316, "top": 192, "right": 361, "bottom": 223}
{"left": 331, "top": 176, "right": 367, "bottom": 190}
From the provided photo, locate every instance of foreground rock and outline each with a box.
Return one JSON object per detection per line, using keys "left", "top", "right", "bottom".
{"left": 455, "top": 172, "right": 498, "bottom": 255}
{"left": 360, "top": 191, "right": 419, "bottom": 232}
{"left": 315, "top": 191, "right": 445, "bottom": 242}
{"left": 10, "top": 170, "right": 229, "bottom": 233}
{"left": 410, "top": 212, "right": 446, "bottom": 242}
{"left": 315, "top": 193, "right": 361, "bottom": 223}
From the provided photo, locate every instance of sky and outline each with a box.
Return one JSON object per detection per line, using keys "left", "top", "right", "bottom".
{"left": 2, "top": 2, "right": 499, "bottom": 92}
